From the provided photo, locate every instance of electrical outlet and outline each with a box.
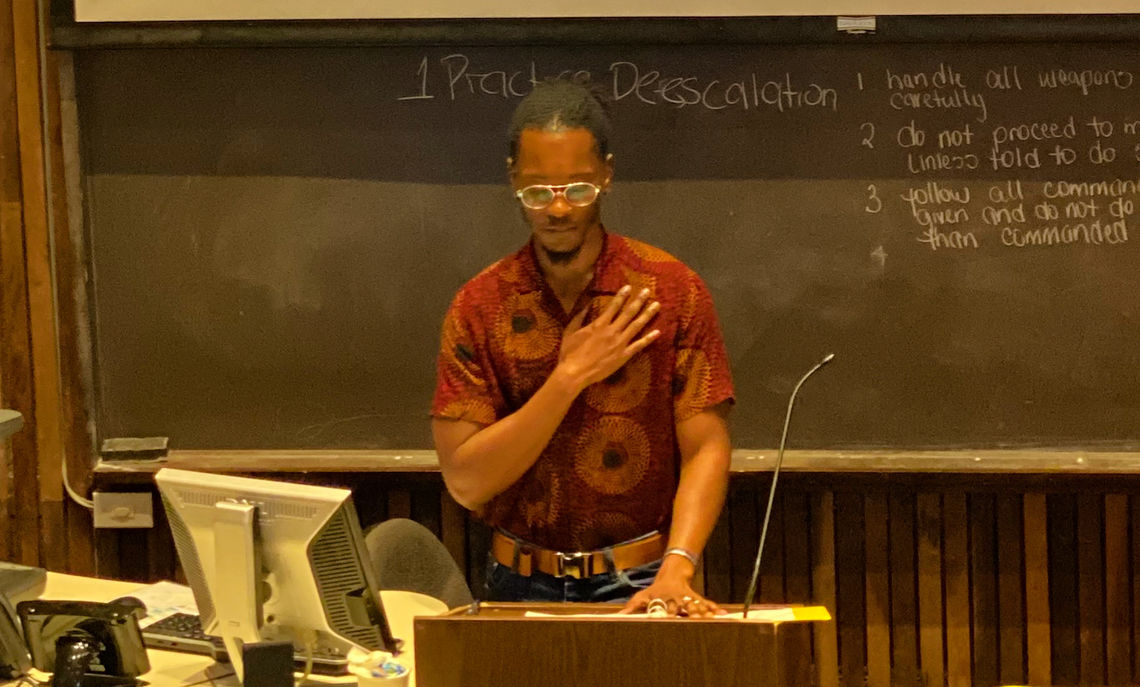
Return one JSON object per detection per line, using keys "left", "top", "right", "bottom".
{"left": 93, "top": 492, "right": 154, "bottom": 529}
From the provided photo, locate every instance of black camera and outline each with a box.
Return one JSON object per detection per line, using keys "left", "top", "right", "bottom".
{"left": 16, "top": 599, "right": 150, "bottom": 687}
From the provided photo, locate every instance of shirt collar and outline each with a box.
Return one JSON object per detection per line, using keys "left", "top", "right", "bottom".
{"left": 515, "top": 228, "right": 626, "bottom": 296}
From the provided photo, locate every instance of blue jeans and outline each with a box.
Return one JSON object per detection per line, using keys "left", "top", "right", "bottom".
{"left": 484, "top": 554, "right": 662, "bottom": 602}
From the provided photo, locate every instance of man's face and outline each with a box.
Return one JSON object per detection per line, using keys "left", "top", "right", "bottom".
{"left": 510, "top": 127, "right": 612, "bottom": 261}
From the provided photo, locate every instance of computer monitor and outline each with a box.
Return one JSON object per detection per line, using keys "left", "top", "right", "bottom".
{"left": 153, "top": 468, "right": 400, "bottom": 681}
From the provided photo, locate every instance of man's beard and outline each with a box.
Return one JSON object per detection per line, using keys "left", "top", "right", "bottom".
{"left": 540, "top": 243, "right": 582, "bottom": 265}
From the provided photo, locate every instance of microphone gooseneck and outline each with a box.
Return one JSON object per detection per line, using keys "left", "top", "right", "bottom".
{"left": 741, "top": 353, "right": 834, "bottom": 618}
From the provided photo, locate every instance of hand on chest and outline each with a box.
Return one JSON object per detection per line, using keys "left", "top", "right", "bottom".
{"left": 494, "top": 288, "right": 677, "bottom": 408}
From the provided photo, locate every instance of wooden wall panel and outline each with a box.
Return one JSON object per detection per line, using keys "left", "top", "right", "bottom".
{"left": 1023, "top": 493, "right": 1051, "bottom": 686}
{"left": 1077, "top": 493, "right": 1106, "bottom": 685}
{"left": 864, "top": 493, "right": 890, "bottom": 687}
{"left": 890, "top": 491, "right": 918, "bottom": 687}
{"left": 834, "top": 492, "right": 864, "bottom": 687}
{"left": 943, "top": 491, "right": 972, "bottom": 687}
{"left": 0, "top": 1, "right": 98, "bottom": 576}
{"left": 51, "top": 50, "right": 96, "bottom": 577}
{"left": 970, "top": 493, "right": 999, "bottom": 687}
{"left": 1049, "top": 493, "right": 1080, "bottom": 685}
{"left": 11, "top": 0, "right": 65, "bottom": 576}
{"left": 440, "top": 491, "right": 467, "bottom": 569}
{"left": 996, "top": 494, "right": 1024, "bottom": 685}
{"left": 74, "top": 470, "right": 1140, "bottom": 687}
{"left": 916, "top": 493, "right": 943, "bottom": 687}
{"left": 704, "top": 495, "right": 732, "bottom": 601}
{"left": 812, "top": 491, "right": 840, "bottom": 687}
{"left": 759, "top": 491, "right": 785, "bottom": 603}
{"left": 1104, "top": 494, "right": 1129, "bottom": 686}
{"left": 0, "top": 0, "right": 41, "bottom": 569}
{"left": 782, "top": 492, "right": 811, "bottom": 604}
{"left": 727, "top": 481, "right": 757, "bottom": 601}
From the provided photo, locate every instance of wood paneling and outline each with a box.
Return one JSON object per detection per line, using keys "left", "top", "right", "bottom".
{"left": 1104, "top": 494, "right": 1129, "bottom": 686}
{"left": 916, "top": 493, "right": 943, "bottom": 687}
{"left": 1050, "top": 493, "right": 1080, "bottom": 685}
{"left": 812, "top": 491, "right": 839, "bottom": 687}
{"left": 1024, "top": 493, "right": 1051, "bottom": 686}
{"left": 943, "top": 491, "right": 972, "bottom": 687}
{"left": 864, "top": 493, "right": 890, "bottom": 687}
{"left": 971, "top": 493, "right": 999, "bottom": 687}
{"left": 0, "top": 0, "right": 98, "bottom": 575}
{"left": 834, "top": 492, "right": 864, "bottom": 687}
{"left": 71, "top": 466, "right": 1140, "bottom": 687}
{"left": 1078, "top": 492, "right": 1107, "bottom": 684}
{"left": 996, "top": 494, "right": 1025, "bottom": 685}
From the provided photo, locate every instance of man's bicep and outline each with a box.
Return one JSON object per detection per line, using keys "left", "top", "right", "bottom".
{"left": 672, "top": 276, "right": 734, "bottom": 423}
{"left": 675, "top": 401, "right": 732, "bottom": 466}
{"left": 433, "top": 297, "right": 503, "bottom": 424}
{"left": 432, "top": 416, "right": 486, "bottom": 466}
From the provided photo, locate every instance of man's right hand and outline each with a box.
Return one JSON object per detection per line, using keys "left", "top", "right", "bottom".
{"left": 557, "top": 284, "right": 661, "bottom": 391}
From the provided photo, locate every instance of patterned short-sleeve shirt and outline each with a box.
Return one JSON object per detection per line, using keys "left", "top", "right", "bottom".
{"left": 432, "top": 231, "right": 734, "bottom": 551}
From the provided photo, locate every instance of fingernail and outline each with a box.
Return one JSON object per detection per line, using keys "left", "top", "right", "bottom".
{"left": 619, "top": 285, "right": 631, "bottom": 295}
{"left": 640, "top": 288, "right": 650, "bottom": 297}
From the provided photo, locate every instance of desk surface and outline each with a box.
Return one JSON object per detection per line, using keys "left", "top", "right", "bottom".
{"left": 14, "top": 573, "right": 443, "bottom": 687}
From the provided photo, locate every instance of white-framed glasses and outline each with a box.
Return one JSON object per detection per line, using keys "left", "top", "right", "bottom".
{"left": 515, "top": 182, "right": 601, "bottom": 210}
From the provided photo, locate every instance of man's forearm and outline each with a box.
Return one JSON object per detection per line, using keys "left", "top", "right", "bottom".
{"left": 659, "top": 408, "right": 732, "bottom": 580}
{"left": 661, "top": 446, "right": 730, "bottom": 579}
{"left": 439, "top": 367, "right": 583, "bottom": 510}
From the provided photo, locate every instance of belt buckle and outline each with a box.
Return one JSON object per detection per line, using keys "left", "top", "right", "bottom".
{"left": 557, "top": 551, "right": 590, "bottom": 579}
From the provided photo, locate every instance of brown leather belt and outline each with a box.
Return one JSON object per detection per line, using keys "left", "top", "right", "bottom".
{"left": 491, "top": 530, "right": 665, "bottom": 579}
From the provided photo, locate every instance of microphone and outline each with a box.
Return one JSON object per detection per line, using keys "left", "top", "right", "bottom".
{"left": 742, "top": 353, "right": 835, "bottom": 618}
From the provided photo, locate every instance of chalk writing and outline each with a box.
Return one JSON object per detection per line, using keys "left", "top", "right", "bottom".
{"left": 1037, "top": 68, "right": 1134, "bottom": 95}
{"left": 393, "top": 53, "right": 1139, "bottom": 257}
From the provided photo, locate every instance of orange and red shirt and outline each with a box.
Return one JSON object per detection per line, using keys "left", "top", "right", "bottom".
{"left": 432, "top": 231, "right": 734, "bottom": 551}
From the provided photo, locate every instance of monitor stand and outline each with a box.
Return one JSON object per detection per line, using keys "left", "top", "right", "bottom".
{"left": 210, "top": 501, "right": 264, "bottom": 682}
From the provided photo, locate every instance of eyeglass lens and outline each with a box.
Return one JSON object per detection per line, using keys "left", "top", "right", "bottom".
{"left": 519, "top": 183, "right": 598, "bottom": 209}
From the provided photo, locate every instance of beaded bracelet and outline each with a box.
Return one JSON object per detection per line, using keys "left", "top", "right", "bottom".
{"left": 664, "top": 547, "right": 700, "bottom": 567}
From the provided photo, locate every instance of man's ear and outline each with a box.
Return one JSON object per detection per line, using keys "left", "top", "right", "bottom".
{"left": 602, "top": 153, "right": 615, "bottom": 191}
{"left": 506, "top": 156, "right": 516, "bottom": 184}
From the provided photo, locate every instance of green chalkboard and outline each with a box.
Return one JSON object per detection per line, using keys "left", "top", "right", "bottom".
{"left": 79, "top": 43, "right": 1140, "bottom": 450}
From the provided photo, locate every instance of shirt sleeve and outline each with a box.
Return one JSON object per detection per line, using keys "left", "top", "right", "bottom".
{"left": 431, "top": 291, "right": 501, "bottom": 425}
{"left": 673, "top": 274, "right": 735, "bottom": 423}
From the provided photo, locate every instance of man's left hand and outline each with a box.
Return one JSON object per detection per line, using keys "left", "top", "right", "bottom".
{"left": 618, "top": 565, "right": 723, "bottom": 618}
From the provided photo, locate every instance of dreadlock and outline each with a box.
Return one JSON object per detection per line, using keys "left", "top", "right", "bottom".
{"left": 508, "top": 78, "right": 612, "bottom": 159}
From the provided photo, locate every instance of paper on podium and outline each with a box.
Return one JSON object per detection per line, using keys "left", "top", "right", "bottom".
{"left": 524, "top": 605, "right": 830, "bottom": 622}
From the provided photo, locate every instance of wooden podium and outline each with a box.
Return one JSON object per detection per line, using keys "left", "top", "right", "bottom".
{"left": 413, "top": 603, "right": 827, "bottom": 687}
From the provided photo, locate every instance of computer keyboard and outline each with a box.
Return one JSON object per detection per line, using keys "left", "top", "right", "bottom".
{"left": 142, "top": 612, "right": 229, "bottom": 661}
{"left": 143, "top": 613, "right": 352, "bottom": 674}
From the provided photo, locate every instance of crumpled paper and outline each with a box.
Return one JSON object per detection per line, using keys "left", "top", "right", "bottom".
{"left": 347, "top": 646, "right": 409, "bottom": 682}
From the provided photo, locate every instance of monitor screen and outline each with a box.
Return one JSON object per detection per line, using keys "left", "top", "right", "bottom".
{"left": 154, "top": 468, "right": 399, "bottom": 679}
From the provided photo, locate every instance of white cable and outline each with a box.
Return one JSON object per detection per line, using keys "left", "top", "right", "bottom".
{"left": 63, "top": 447, "right": 94, "bottom": 510}
{"left": 295, "top": 630, "right": 317, "bottom": 686}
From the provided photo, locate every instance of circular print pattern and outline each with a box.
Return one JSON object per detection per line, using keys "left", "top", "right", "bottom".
{"left": 620, "top": 267, "right": 657, "bottom": 300}
{"left": 495, "top": 292, "right": 560, "bottom": 360}
{"left": 574, "top": 416, "right": 651, "bottom": 495}
{"left": 626, "top": 239, "right": 675, "bottom": 263}
{"left": 673, "top": 349, "right": 712, "bottom": 412}
{"left": 584, "top": 353, "right": 652, "bottom": 413}
{"left": 523, "top": 467, "right": 562, "bottom": 530}
{"left": 438, "top": 398, "right": 495, "bottom": 425}
{"left": 571, "top": 511, "right": 641, "bottom": 551}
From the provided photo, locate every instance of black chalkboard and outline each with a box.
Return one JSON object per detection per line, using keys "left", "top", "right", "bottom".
{"left": 78, "top": 43, "right": 1140, "bottom": 450}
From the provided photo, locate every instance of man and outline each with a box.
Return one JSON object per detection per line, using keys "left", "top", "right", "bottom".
{"left": 431, "top": 80, "right": 733, "bottom": 617}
